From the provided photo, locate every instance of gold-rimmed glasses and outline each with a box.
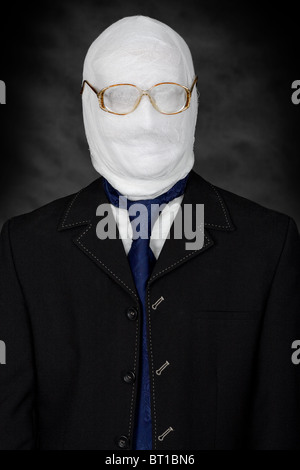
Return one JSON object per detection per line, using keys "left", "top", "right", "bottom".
{"left": 80, "top": 76, "right": 198, "bottom": 115}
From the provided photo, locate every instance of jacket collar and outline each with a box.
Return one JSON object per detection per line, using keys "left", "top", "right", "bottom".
{"left": 58, "top": 170, "right": 236, "bottom": 299}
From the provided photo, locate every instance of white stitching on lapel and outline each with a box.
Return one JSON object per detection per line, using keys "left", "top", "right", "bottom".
{"left": 150, "top": 234, "right": 211, "bottom": 281}
{"left": 61, "top": 189, "right": 90, "bottom": 228}
{"left": 208, "top": 183, "right": 231, "bottom": 228}
{"left": 76, "top": 224, "right": 138, "bottom": 298}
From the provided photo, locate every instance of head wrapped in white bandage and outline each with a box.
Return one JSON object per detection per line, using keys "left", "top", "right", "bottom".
{"left": 82, "top": 15, "right": 198, "bottom": 199}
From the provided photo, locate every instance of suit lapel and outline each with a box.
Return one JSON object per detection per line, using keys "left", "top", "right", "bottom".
{"left": 58, "top": 170, "right": 235, "bottom": 296}
{"left": 58, "top": 179, "right": 138, "bottom": 300}
{"left": 149, "top": 171, "right": 235, "bottom": 283}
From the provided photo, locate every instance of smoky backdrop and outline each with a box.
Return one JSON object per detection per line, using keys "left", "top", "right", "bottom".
{"left": 0, "top": 0, "right": 299, "bottom": 228}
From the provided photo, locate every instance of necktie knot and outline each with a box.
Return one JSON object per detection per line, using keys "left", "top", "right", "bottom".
{"left": 103, "top": 173, "right": 190, "bottom": 240}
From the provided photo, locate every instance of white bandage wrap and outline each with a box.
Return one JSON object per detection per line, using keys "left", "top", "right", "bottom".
{"left": 82, "top": 15, "right": 198, "bottom": 199}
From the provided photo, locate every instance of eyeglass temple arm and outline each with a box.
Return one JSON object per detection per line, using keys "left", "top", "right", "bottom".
{"left": 80, "top": 80, "right": 99, "bottom": 96}
{"left": 190, "top": 76, "right": 198, "bottom": 93}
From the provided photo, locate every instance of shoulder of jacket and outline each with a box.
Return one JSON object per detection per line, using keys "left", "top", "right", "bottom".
{"left": 2, "top": 179, "right": 98, "bottom": 241}
{"left": 213, "top": 183, "right": 292, "bottom": 228}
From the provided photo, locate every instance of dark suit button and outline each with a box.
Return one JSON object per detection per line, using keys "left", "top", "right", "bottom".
{"left": 123, "top": 371, "right": 136, "bottom": 384}
{"left": 117, "top": 435, "right": 129, "bottom": 449}
{"left": 126, "top": 307, "right": 138, "bottom": 321}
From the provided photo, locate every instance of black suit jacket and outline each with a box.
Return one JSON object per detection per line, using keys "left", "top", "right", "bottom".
{"left": 0, "top": 170, "right": 300, "bottom": 450}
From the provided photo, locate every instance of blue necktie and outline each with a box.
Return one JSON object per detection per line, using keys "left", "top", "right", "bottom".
{"left": 102, "top": 174, "right": 190, "bottom": 449}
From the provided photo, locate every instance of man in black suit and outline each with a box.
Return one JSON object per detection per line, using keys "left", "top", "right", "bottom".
{"left": 0, "top": 16, "right": 299, "bottom": 450}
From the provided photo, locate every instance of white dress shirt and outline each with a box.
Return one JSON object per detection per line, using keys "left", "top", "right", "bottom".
{"left": 110, "top": 195, "right": 184, "bottom": 259}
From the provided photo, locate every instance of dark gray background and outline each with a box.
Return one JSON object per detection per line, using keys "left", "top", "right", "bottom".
{"left": 1, "top": 0, "right": 299, "bottom": 228}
